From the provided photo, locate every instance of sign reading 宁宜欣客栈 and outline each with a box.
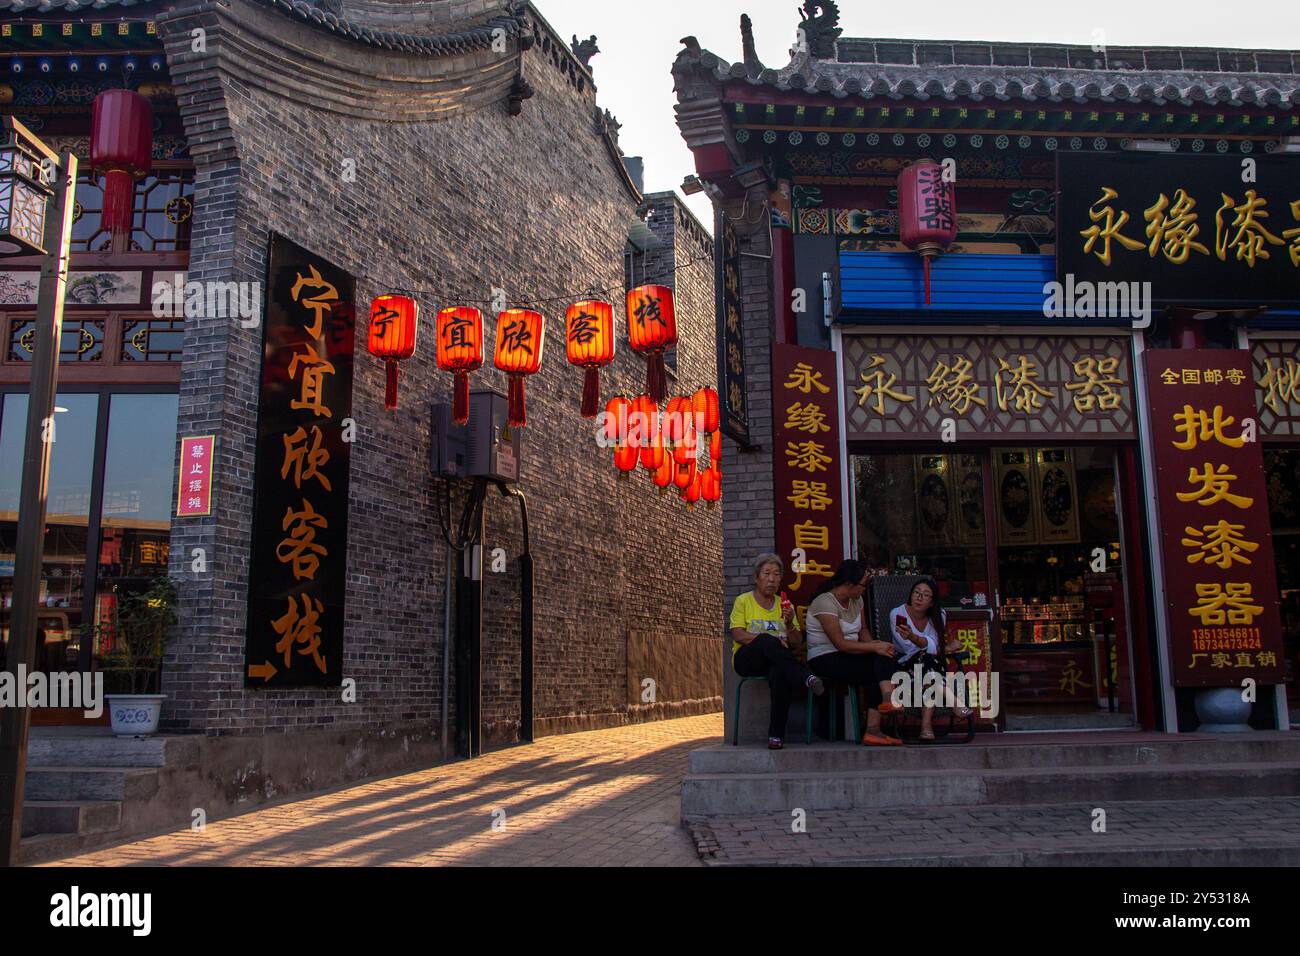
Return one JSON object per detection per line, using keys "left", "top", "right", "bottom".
{"left": 715, "top": 209, "right": 749, "bottom": 445}
{"left": 245, "top": 235, "right": 355, "bottom": 688}
{"left": 840, "top": 333, "right": 1135, "bottom": 441}
{"left": 1144, "top": 349, "right": 1284, "bottom": 687}
{"left": 1057, "top": 152, "right": 1300, "bottom": 306}
{"left": 772, "top": 344, "right": 845, "bottom": 633}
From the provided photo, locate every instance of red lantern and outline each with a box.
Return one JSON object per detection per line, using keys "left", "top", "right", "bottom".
{"left": 630, "top": 395, "right": 663, "bottom": 469}
{"left": 437, "top": 306, "right": 484, "bottom": 425}
{"left": 898, "top": 158, "right": 958, "bottom": 305}
{"left": 680, "top": 469, "right": 702, "bottom": 509}
{"left": 674, "top": 455, "right": 696, "bottom": 491}
{"left": 626, "top": 285, "right": 677, "bottom": 402}
{"left": 702, "top": 466, "right": 722, "bottom": 508}
{"left": 652, "top": 450, "right": 676, "bottom": 494}
{"left": 663, "top": 395, "right": 689, "bottom": 445}
{"left": 614, "top": 439, "right": 638, "bottom": 477}
{"left": 90, "top": 90, "right": 153, "bottom": 238}
{"left": 368, "top": 295, "right": 418, "bottom": 410}
{"left": 566, "top": 299, "right": 615, "bottom": 418}
{"left": 709, "top": 429, "right": 722, "bottom": 464}
{"left": 692, "top": 386, "right": 720, "bottom": 436}
{"left": 604, "top": 395, "right": 631, "bottom": 446}
{"left": 494, "top": 308, "right": 545, "bottom": 427}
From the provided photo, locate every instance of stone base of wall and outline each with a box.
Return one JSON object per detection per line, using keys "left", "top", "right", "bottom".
{"left": 533, "top": 697, "right": 723, "bottom": 738}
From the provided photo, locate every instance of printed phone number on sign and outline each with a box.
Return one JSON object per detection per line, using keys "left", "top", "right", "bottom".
{"left": 1191, "top": 627, "right": 1263, "bottom": 651}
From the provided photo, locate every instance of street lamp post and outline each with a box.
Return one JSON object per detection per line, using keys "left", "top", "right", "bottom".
{"left": 0, "top": 117, "right": 79, "bottom": 867}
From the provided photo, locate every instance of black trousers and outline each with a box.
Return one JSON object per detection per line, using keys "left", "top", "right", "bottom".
{"left": 808, "top": 651, "right": 901, "bottom": 709}
{"left": 733, "top": 633, "right": 811, "bottom": 739}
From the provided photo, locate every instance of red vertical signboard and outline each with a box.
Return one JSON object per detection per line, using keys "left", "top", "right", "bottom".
{"left": 1144, "top": 349, "right": 1284, "bottom": 686}
{"left": 772, "top": 344, "right": 846, "bottom": 635}
{"left": 176, "top": 435, "right": 214, "bottom": 517}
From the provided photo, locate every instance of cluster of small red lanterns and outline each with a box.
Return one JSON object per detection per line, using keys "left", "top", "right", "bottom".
{"left": 607, "top": 387, "right": 722, "bottom": 510}
{"left": 363, "top": 283, "right": 720, "bottom": 508}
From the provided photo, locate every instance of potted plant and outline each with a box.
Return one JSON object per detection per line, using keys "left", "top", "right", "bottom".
{"left": 96, "top": 576, "right": 179, "bottom": 737}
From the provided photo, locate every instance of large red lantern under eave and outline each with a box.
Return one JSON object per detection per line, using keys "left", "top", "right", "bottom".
{"left": 90, "top": 89, "right": 153, "bottom": 238}
{"left": 626, "top": 284, "right": 677, "bottom": 403}
{"left": 437, "top": 306, "right": 485, "bottom": 425}
{"left": 566, "top": 299, "right": 615, "bottom": 418}
{"left": 898, "top": 158, "right": 958, "bottom": 305}
{"left": 494, "top": 308, "right": 545, "bottom": 427}
{"left": 368, "top": 294, "right": 419, "bottom": 410}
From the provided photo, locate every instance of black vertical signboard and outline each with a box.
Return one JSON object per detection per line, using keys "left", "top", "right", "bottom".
{"left": 715, "top": 207, "right": 750, "bottom": 444}
{"left": 245, "top": 235, "right": 355, "bottom": 687}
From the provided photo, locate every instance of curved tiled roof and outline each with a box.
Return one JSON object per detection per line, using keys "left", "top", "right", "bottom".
{"left": 680, "top": 40, "right": 1300, "bottom": 110}
{"left": 0, "top": 0, "right": 531, "bottom": 57}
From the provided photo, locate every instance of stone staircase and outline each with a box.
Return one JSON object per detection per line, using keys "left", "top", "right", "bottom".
{"left": 681, "top": 731, "right": 1300, "bottom": 817}
{"left": 19, "top": 729, "right": 201, "bottom": 865}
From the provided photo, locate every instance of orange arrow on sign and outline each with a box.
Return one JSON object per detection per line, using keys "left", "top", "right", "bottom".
{"left": 247, "top": 661, "right": 277, "bottom": 682}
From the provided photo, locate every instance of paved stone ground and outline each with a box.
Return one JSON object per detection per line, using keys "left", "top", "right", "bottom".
{"left": 43, "top": 714, "right": 725, "bottom": 867}
{"left": 687, "top": 797, "right": 1300, "bottom": 866}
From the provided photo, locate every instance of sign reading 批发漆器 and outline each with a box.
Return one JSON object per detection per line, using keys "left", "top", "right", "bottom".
{"left": 245, "top": 235, "right": 355, "bottom": 688}
{"left": 1057, "top": 153, "right": 1300, "bottom": 306}
{"left": 1144, "top": 349, "right": 1284, "bottom": 687}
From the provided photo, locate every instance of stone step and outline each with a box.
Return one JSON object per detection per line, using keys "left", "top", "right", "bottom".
{"left": 680, "top": 762, "right": 1300, "bottom": 815}
{"left": 23, "top": 767, "right": 160, "bottom": 803}
{"left": 688, "top": 735, "right": 1300, "bottom": 775}
{"left": 26, "top": 733, "right": 200, "bottom": 769}
{"left": 20, "top": 800, "right": 121, "bottom": 838}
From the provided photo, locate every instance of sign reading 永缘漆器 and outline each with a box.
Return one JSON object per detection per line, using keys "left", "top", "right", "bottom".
{"left": 1143, "top": 349, "right": 1284, "bottom": 687}
{"left": 1057, "top": 152, "right": 1300, "bottom": 306}
{"left": 245, "top": 235, "right": 355, "bottom": 688}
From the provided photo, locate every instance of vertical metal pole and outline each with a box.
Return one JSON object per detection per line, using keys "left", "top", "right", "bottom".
{"left": 0, "top": 151, "right": 77, "bottom": 867}
{"left": 520, "top": 549, "right": 533, "bottom": 744}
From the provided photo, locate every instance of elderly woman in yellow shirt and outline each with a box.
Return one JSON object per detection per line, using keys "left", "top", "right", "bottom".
{"left": 730, "top": 552, "right": 825, "bottom": 749}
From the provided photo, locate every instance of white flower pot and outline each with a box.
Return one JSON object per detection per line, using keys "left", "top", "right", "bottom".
{"left": 106, "top": 694, "right": 166, "bottom": 737}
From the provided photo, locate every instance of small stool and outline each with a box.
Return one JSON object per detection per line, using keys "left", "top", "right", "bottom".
{"left": 733, "top": 675, "right": 816, "bottom": 746}
{"left": 814, "top": 684, "right": 862, "bottom": 744}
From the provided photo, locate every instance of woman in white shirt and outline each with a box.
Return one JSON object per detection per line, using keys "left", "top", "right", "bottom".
{"left": 889, "top": 577, "right": 971, "bottom": 740}
{"left": 806, "top": 560, "right": 907, "bottom": 746}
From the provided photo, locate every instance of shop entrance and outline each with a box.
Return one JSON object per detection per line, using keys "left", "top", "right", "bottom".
{"left": 852, "top": 445, "right": 1138, "bottom": 729}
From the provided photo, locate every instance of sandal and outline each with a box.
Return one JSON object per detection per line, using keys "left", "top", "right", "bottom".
{"left": 862, "top": 732, "right": 901, "bottom": 747}
{"left": 768, "top": 737, "right": 784, "bottom": 750}
{"left": 877, "top": 700, "right": 906, "bottom": 714}
{"left": 952, "top": 706, "right": 973, "bottom": 718}
{"left": 918, "top": 730, "right": 936, "bottom": 742}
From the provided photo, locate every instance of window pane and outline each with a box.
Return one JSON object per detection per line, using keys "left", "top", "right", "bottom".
{"left": 93, "top": 393, "right": 178, "bottom": 669}
{"left": 0, "top": 392, "right": 99, "bottom": 669}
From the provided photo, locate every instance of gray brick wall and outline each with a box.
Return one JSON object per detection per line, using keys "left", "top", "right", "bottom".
{"left": 157, "top": 5, "right": 722, "bottom": 747}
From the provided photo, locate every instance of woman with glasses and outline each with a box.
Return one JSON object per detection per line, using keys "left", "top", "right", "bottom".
{"left": 804, "top": 560, "right": 906, "bottom": 746}
{"left": 889, "top": 576, "right": 972, "bottom": 741}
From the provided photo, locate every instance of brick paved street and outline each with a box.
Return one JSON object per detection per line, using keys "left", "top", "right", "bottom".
{"left": 43, "top": 715, "right": 724, "bottom": 867}
{"left": 687, "top": 797, "right": 1300, "bottom": 866}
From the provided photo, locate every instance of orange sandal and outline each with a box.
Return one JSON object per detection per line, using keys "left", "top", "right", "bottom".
{"left": 862, "top": 732, "right": 901, "bottom": 746}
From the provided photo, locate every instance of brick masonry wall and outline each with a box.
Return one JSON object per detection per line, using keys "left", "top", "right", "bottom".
{"left": 158, "top": 4, "right": 722, "bottom": 749}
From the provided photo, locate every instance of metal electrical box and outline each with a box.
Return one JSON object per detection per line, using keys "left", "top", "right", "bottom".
{"left": 430, "top": 388, "right": 520, "bottom": 483}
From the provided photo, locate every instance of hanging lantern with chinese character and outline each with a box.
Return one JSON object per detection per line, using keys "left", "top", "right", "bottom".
{"left": 701, "top": 465, "right": 722, "bottom": 509}
{"left": 90, "top": 89, "right": 153, "bottom": 238}
{"left": 898, "top": 158, "right": 957, "bottom": 305}
{"left": 692, "top": 386, "right": 720, "bottom": 436}
{"left": 436, "top": 306, "right": 484, "bottom": 424}
{"left": 631, "top": 395, "right": 664, "bottom": 471}
{"left": 653, "top": 448, "right": 676, "bottom": 494}
{"left": 368, "top": 294, "right": 418, "bottom": 410}
{"left": 494, "top": 308, "right": 545, "bottom": 427}
{"left": 626, "top": 284, "right": 677, "bottom": 402}
{"left": 566, "top": 299, "right": 615, "bottom": 418}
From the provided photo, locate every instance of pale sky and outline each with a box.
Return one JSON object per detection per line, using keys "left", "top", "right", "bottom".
{"left": 538, "top": 0, "right": 1300, "bottom": 229}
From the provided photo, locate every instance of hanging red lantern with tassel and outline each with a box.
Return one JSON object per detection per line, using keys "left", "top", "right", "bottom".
{"left": 898, "top": 158, "right": 957, "bottom": 306}
{"left": 494, "top": 308, "right": 545, "bottom": 427}
{"left": 566, "top": 299, "right": 615, "bottom": 418}
{"left": 367, "top": 294, "right": 419, "bottom": 410}
{"left": 701, "top": 466, "right": 722, "bottom": 509}
{"left": 90, "top": 89, "right": 153, "bottom": 239}
{"left": 626, "top": 284, "right": 677, "bottom": 402}
{"left": 652, "top": 449, "right": 676, "bottom": 494}
{"left": 692, "top": 386, "right": 720, "bottom": 437}
{"left": 436, "top": 306, "right": 484, "bottom": 425}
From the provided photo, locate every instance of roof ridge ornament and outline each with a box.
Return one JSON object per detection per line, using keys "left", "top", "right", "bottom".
{"left": 741, "top": 14, "right": 766, "bottom": 76}
{"left": 798, "top": 0, "right": 842, "bottom": 61}
{"left": 571, "top": 35, "right": 600, "bottom": 71}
